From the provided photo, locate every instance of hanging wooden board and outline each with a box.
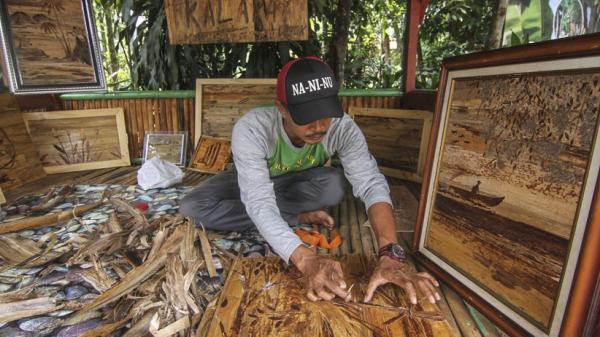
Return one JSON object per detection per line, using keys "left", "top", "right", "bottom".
{"left": 0, "top": 112, "right": 46, "bottom": 190}
{"left": 188, "top": 136, "right": 231, "bottom": 174}
{"left": 164, "top": 0, "right": 308, "bottom": 44}
{"left": 194, "top": 79, "right": 276, "bottom": 148}
{"left": 22, "top": 109, "right": 130, "bottom": 174}
{"left": 206, "top": 255, "right": 454, "bottom": 336}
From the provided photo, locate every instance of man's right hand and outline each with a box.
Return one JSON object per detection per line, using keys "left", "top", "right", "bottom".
{"left": 290, "top": 245, "right": 351, "bottom": 302}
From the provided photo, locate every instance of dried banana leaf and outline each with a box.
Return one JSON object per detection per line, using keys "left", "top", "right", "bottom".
{"left": 30, "top": 185, "right": 72, "bottom": 213}
{"left": 150, "top": 314, "right": 190, "bottom": 337}
{"left": 109, "top": 198, "right": 148, "bottom": 228}
{"left": 72, "top": 226, "right": 185, "bottom": 318}
{"left": 197, "top": 229, "right": 216, "bottom": 277}
{"left": 80, "top": 267, "right": 116, "bottom": 293}
{"left": 0, "top": 297, "right": 60, "bottom": 323}
{"left": 0, "top": 201, "right": 105, "bottom": 235}
{"left": 122, "top": 309, "right": 157, "bottom": 337}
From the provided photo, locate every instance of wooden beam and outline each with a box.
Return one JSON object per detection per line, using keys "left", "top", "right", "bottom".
{"left": 402, "top": 0, "right": 429, "bottom": 93}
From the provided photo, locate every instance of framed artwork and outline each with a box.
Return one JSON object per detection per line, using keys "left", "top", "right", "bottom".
{"left": 194, "top": 79, "right": 276, "bottom": 148}
{"left": 413, "top": 35, "right": 600, "bottom": 337}
{"left": 0, "top": 0, "right": 105, "bottom": 94}
{"left": 22, "top": 108, "right": 130, "bottom": 173}
{"left": 188, "top": 136, "right": 231, "bottom": 174}
{"left": 348, "top": 107, "right": 433, "bottom": 183}
{"left": 143, "top": 132, "right": 187, "bottom": 167}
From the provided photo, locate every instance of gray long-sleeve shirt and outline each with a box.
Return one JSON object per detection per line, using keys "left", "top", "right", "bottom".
{"left": 231, "top": 107, "right": 392, "bottom": 262}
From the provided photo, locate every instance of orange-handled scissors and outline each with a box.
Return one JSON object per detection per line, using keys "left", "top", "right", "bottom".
{"left": 295, "top": 224, "right": 342, "bottom": 250}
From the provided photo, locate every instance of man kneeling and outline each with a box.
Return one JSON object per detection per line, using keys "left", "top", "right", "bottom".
{"left": 180, "top": 57, "right": 440, "bottom": 304}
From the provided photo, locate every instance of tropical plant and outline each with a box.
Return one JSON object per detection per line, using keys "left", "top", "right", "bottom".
{"left": 418, "top": 0, "right": 498, "bottom": 88}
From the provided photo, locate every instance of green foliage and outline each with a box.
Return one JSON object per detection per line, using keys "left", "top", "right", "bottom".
{"left": 418, "top": 0, "right": 498, "bottom": 88}
{"left": 503, "top": 0, "right": 553, "bottom": 46}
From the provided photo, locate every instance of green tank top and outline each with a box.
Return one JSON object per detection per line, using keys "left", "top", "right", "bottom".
{"left": 267, "top": 136, "right": 330, "bottom": 177}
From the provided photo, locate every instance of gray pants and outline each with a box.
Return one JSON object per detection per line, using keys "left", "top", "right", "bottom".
{"left": 179, "top": 166, "right": 346, "bottom": 231}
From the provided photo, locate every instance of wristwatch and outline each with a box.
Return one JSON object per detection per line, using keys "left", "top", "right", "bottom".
{"left": 378, "top": 243, "right": 407, "bottom": 262}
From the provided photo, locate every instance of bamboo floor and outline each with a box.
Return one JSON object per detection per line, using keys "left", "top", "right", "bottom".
{"left": 3, "top": 166, "right": 508, "bottom": 337}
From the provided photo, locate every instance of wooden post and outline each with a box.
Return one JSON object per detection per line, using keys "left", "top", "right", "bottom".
{"left": 402, "top": 0, "right": 429, "bottom": 94}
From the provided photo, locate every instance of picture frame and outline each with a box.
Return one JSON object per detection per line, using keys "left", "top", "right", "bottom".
{"left": 188, "top": 136, "right": 231, "bottom": 174}
{"left": 0, "top": 0, "right": 106, "bottom": 94}
{"left": 143, "top": 131, "right": 187, "bottom": 167}
{"left": 413, "top": 34, "right": 600, "bottom": 337}
{"left": 194, "top": 79, "right": 276, "bottom": 149}
{"left": 22, "top": 108, "right": 130, "bottom": 174}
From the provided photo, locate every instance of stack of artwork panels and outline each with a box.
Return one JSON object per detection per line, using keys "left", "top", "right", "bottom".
{"left": 206, "top": 255, "right": 454, "bottom": 337}
{"left": 23, "top": 109, "right": 130, "bottom": 174}
{"left": 416, "top": 36, "right": 600, "bottom": 337}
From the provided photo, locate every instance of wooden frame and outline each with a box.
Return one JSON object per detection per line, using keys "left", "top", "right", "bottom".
{"left": 22, "top": 108, "right": 130, "bottom": 174}
{"left": 142, "top": 131, "right": 187, "bottom": 166}
{"left": 188, "top": 136, "right": 231, "bottom": 174}
{"left": 194, "top": 79, "right": 276, "bottom": 148}
{"left": 413, "top": 34, "right": 600, "bottom": 337}
{"left": 0, "top": 0, "right": 105, "bottom": 94}
{"left": 349, "top": 107, "right": 432, "bottom": 183}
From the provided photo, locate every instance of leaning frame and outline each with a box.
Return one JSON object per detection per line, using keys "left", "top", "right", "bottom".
{"left": 412, "top": 34, "right": 600, "bottom": 337}
{"left": 0, "top": 0, "right": 105, "bottom": 94}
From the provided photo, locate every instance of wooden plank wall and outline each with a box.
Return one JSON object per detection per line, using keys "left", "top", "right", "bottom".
{"left": 61, "top": 95, "right": 401, "bottom": 160}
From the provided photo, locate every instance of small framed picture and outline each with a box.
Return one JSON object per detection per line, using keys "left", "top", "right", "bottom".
{"left": 188, "top": 136, "right": 231, "bottom": 174}
{"left": 143, "top": 132, "right": 187, "bottom": 166}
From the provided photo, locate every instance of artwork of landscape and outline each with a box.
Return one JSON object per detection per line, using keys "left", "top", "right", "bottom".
{"left": 4, "top": 0, "right": 96, "bottom": 86}
{"left": 424, "top": 70, "right": 600, "bottom": 329}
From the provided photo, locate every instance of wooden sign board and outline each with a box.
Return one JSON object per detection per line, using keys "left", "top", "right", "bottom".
{"left": 194, "top": 79, "right": 276, "bottom": 148}
{"left": 23, "top": 109, "right": 130, "bottom": 174}
{"left": 0, "top": 112, "right": 46, "bottom": 189}
{"left": 164, "top": 0, "right": 308, "bottom": 44}
{"left": 206, "top": 255, "right": 454, "bottom": 336}
{"left": 188, "top": 136, "right": 231, "bottom": 174}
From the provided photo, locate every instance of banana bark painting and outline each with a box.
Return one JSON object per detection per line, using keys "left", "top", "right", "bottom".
{"left": 0, "top": 0, "right": 105, "bottom": 93}
{"left": 425, "top": 69, "right": 600, "bottom": 330}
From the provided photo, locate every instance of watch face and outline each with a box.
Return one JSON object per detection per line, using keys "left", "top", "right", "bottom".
{"left": 391, "top": 244, "right": 405, "bottom": 258}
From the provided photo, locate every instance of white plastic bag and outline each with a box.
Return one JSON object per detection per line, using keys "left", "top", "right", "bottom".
{"left": 137, "top": 157, "right": 184, "bottom": 190}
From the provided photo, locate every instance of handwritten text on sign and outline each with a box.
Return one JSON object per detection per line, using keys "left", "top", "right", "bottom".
{"left": 164, "top": 0, "right": 308, "bottom": 44}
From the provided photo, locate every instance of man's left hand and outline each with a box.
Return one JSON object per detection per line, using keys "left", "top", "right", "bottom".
{"left": 364, "top": 256, "right": 441, "bottom": 304}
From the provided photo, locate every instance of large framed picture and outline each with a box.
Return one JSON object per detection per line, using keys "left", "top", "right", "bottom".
{"left": 22, "top": 108, "right": 130, "bottom": 173}
{"left": 413, "top": 34, "right": 600, "bottom": 337}
{"left": 0, "top": 0, "right": 105, "bottom": 94}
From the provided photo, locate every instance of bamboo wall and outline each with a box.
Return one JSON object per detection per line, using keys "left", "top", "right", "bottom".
{"left": 61, "top": 95, "right": 402, "bottom": 159}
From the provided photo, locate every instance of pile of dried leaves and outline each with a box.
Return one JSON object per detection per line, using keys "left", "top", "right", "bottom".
{"left": 0, "top": 187, "right": 232, "bottom": 337}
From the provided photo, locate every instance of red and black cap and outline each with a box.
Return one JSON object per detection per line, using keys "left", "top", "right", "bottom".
{"left": 276, "top": 57, "right": 343, "bottom": 125}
